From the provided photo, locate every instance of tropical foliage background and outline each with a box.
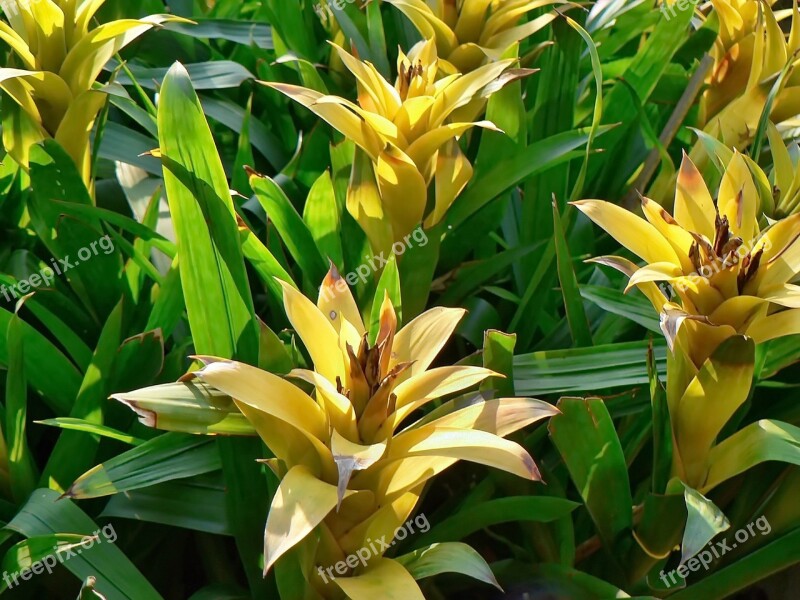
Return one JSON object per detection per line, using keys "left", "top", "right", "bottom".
{"left": 1, "top": 0, "right": 800, "bottom": 598}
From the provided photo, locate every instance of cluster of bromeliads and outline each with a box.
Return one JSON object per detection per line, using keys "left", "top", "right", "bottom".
{"left": 3, "top": 0, "right": 800, "bottom": 597}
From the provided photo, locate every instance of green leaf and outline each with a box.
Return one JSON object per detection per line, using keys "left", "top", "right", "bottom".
{"left": 251, "top": 172, "right": 328, "bottom": 286}
{"left": 514, "top": 339, "right": 668, "bottom": 396}
{"left": 2, "top": 534, "right": 89, "bottom": 578}
{"left": 580, "top": 285, "right": 661, "bottom": 333}
{"left": 447, "top": 126, "right": 614, "bottom": 228}
{"left": 27, "top": 142, "right": 120, "bottom": 319}
{"left": 102, "top": 473, "right": 230, "bottom": 535}
{"left": 303, "top": 171, "right": 343, "bottom": 269}
{"left": 43, "top": 301, "right": 124, "bottom": 491}
{"left": 412, "top": 497, "right": 579, "bottom": 548}
{"left": 47, "top": 200, "right": 175, "bottom": 257}
{"left": 218, "top": 438, "right": 272, "bottom": 598}
{"left": 5, "top": 315, "right": 37, "bottom": 503}
{"left": 563, "top": 15, "right": 604, "bottom": 201}
{"left": 200, "top": 96, "right": 287, "bottom": 170}
{"left": 35, "top": 419, "right": 145, "bottom": 446}
{"left": 369, "top": 253, "right": 401, "bottom": 341}
{"left": 240, "top": 227, "right": 295, "bottom": 305}
{"left": 548, "top": 397, "right": 633, "bottom": 552}
{"left": 145, "top": 262, "right": 185, "bottom": 338}
{"left": 164, "top": 19, "right": 273, "bottom": 48}
{"left": 680, "top": 484, "right": 730, "bottom": 565}
{"left": 0, "top": 308, "right": 81, "bottom": 414}
{"left": 704, "top": 420, "right": 800, "bottom": 493}
{"left": 552, "top": 200, "right": 592, "bottom": 347}
{"left": 258, "top": 320, "right": 294, "bottom": 375}
{"left": 158, "top": 62, "right": 258, "bottom": 362}
{"left": 399, "top": 223, "right": 441, "bottom": 320}
{"left": 232, "top": 97, "right": 256, "bottom": 198}
{"left": 668, "top": 528, "right": 800, "bottom": 599}
{"left": 65, "top": 433, "right": 221, "bottom": 500}
{"left": 481, "top": 330, "right": 516, "bottom": 397}
{"left": 395, "top": 542, "right": 500, "bottom": 590}
{"left": 649, "top": 343, "right": 672, "bottom": 494}
{"left": 6, "top": 488, "right": 162, "bottom": 599}
{"left": 116, "top": 61, "right": 254, "bottom": 89}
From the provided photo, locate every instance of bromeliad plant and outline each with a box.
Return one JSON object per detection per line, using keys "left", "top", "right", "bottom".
{"left": 0, "top": 0, "right": 181, "bottom": 184}
{"left": 575, "top": 150, "right": 800, "bottom": 508}
{"left": 265, "top": 39, "right": 525, "bottom": 254}
{"left": 114, "top": 267, "right": 557, "bottom": 598}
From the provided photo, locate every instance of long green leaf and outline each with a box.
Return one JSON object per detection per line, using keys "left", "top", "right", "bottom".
{"left": 65, "top": 433, "right": 221, "bottom": 500}
{"left": 6, "top": 489, "right": 162, "bottom": 600}
{"left": 514, "top": 339, "right": 668, "bottom": 395}
{"left": 158, "top": 61, "right": 258, "bottom": 361}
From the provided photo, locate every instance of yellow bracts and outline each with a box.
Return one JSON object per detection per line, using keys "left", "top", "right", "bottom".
{"left": 384, "top": 0, "right": 562, "bottom": 73}
{"left": 575, "top": 153, "right": 800, "bottom": 488}
{"left": 702, "top": 0, "right": 800, "bottom": 136}
{"left": 0, "top": 0, "right": 184, "bottom": 185}
{"left": 575, "top": 152, "right": 800, "bottom": 366}
{"left": 264, "top": 39, "right": 521, "bottom": 254}
{"left": 190, "top": 268, "right": 556, "bottom": 598}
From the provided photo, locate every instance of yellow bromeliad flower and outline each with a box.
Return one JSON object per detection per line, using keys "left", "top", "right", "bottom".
{"left": 0, "top": 0, "right": 183, "bottom": 185}
{"left": 700, "top": 0, "right": 800, "bottom": 146}
{"left": 651, "top": 1, "right": 800, "bottom": 201}
{"left": 384, "top": 0, "right": 561, "bottom": 74}
{"left": 119, "top": 268, "right": 556, "bottom": 598}
{"left": 575, "top": 152, "right": 800, "bottom": 365}
{"left": 574, "top": 153, "right": 800, "bottom": 489}
{"left": 263, "top": 39, "right": 521, "bottom": 254}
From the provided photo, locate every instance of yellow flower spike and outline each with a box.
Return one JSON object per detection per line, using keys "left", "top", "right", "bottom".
{"left": 672, "top": 336, "right": 756, "bottom": 487}
{"left": 119, "top": 266, "right": 556, "bottom": 595}
{"left": 578, "top": 151, "right": 800, "bottom": 362}
{"left": 588, "top": 256, "right": 670, "bottom": 313}
{"left": 386, "top": 0, "right": 564, "bottom": 73}
{"left": 704, "top": 1, "right": 784, "bottom": 124}
{"left": 0, "top": 0, "right": 188, "bottom": 186}
{"left": 262, "top": 464, "right": 346, "bottom": 575}
{"left": 580, "top": 151, "right": 800, "bottom": 492}
{"left": 264, "top": 40, "right": 519, "bottom": 253}
{"left": 194, "top": 360, "right": 329, "bottom": 441}
{"left": 717, "top": 152, "right": 759, "bottom": 241}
